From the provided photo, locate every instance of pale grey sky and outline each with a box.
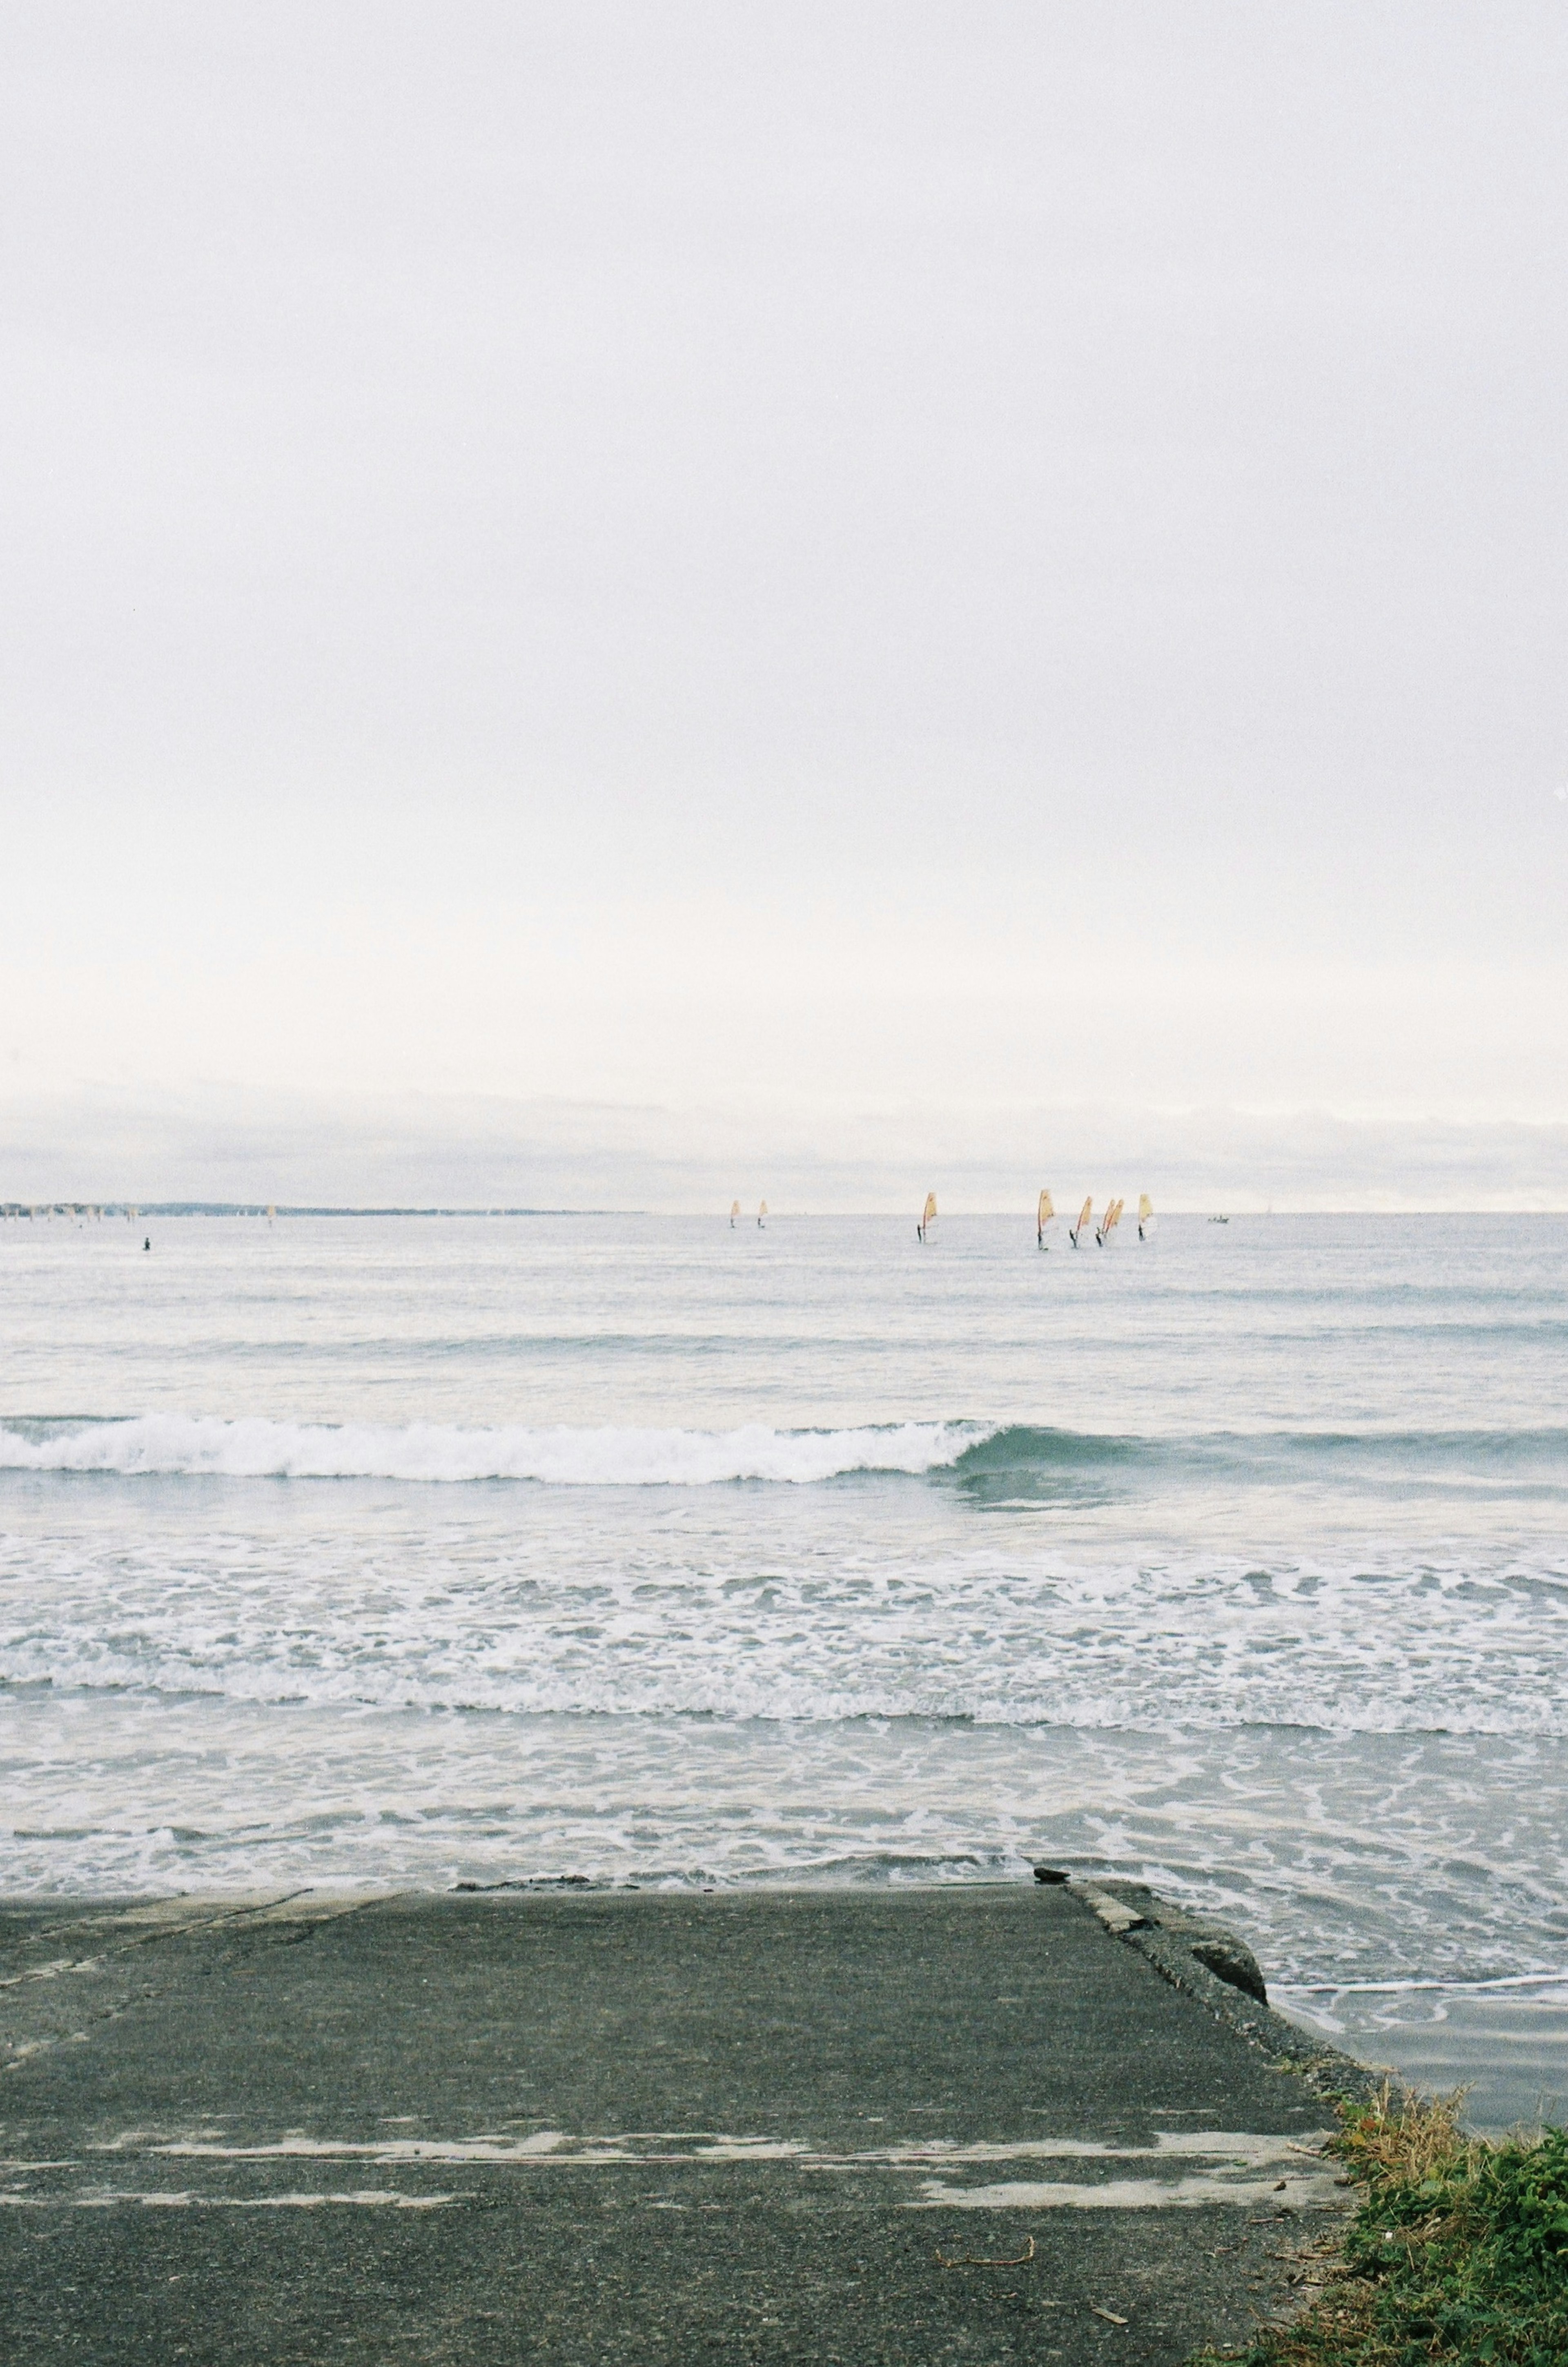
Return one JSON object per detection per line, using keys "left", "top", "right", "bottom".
{"left": 3, "top": 4, "right": 1566, "bottom": 1203}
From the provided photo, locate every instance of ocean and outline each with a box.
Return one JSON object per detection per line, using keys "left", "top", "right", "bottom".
{"left": 2, "top": 1209, "right": 1565, "bottom": 2128}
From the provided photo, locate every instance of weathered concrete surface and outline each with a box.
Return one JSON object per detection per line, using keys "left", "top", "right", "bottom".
{"left": 0, "top": 1886, "right": 1359, "bottom": 2365}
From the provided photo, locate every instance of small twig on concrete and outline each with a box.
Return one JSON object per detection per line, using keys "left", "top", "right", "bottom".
{"left": 1091, "top": 2305, "right": 1129, "bottom": 2325}
{"left": 935, "top": 2234, "right": 1036, "bottom": 2269}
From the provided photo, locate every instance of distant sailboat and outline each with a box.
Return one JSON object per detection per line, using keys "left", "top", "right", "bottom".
{"left": 1069, "top": 1196, "right": 1093, "bottom": 1248}
{"left": 267, "top": 1204, "right": 276, "bottom": 1227}
{"left": 918, "top": 1192, "right": 937, "bottom": 1243}
{"left": 1037, "top": 1189, "right": 1054, "bottom": 1249}
{"left": 757, "top": 1200, "right": 768, "bottom": 1229}
{"left": 1096, "top": 1197, "right": 1124, "bottom": 1246}
{"left": 730, "top": 1200, "right": 741, "bottom": 1229}
{"left": 1137, "top": 1194, "right": 1154, "bottom": 1241}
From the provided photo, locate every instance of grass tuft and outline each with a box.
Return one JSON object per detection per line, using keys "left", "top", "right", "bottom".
{"left": 1192, "top": 2085, "right": 1568, "bottom": 2366}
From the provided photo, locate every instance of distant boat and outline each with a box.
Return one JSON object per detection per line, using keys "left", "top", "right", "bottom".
{"left": 757, "top": 1200, "right": 768, "bottom": 1229}
{"left": 1069, "top": 1196, "right": 1093, "bottom": 1248}
{"left": 730, "top": 1200, "right": 741, "bottom": 1229}
{"left": 267, "top": 1204, "right": 276, "bottom": 1227}
{"left": 1096, "top": 1197, "right": 1124, "bottom": 1247}
{"left": 918, "top": 1191, "right": 937, "bottom": 1243}
{"left": 1037, "top": 1189, "right": 1054, "bottom": 1249}
{"left": 1137, "top": 1194, "right": 1154, "bottom": 1241}
{"left": 1208, "top": 1214, "right": 1229, "bottom": 1225}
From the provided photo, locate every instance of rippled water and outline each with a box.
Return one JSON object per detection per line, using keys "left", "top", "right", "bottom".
{"left": 2, "top": 1211, "right": 1565, "bottom": 2126}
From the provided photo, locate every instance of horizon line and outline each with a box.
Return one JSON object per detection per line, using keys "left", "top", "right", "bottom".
{"left": 7, "top": 1202, "right": 1568, "bottom": 1221}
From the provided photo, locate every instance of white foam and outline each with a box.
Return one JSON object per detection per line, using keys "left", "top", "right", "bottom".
{"left": 0, "top": 1415, "right": 984, "bottom": 1487}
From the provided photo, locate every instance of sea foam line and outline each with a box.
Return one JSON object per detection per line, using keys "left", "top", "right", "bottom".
{"left": 0, "top": 1414, "right": 988, "bottom": 1487}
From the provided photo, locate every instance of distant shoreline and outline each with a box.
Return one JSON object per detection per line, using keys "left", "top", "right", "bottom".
{"left": 0, "top": 1203, "right": 617, "bottom": 1218}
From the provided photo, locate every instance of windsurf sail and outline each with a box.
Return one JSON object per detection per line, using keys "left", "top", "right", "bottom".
{"left": 1070, "top": 1196, "right": 1092, "bottom": 1247}
{"left": 919, "top": 1191, "right": 938, "bottom": 1241}
{"left": 1137, "top": 1194, "right": 1154, "bottom": 1240}
{"left": 1037, "top": 1189, "right": 1054, "bottom": 1246}
{"left": 1096, "top": 1197, "right": 1124, "bottom": 1246}
{"left": 757, "top": 1200, "right": 768, "bottom": 1228}
{"left": 730, "top": 1200, "right": 741, "bottom": 1227}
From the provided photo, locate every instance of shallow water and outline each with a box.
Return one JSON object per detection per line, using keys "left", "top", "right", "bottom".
{"left": 2, "top": 1211, "right": 1565, "bottom": 2126}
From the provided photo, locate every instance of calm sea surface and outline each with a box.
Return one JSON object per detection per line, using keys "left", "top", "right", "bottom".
{"left": 2, "top": 1211, "right": 1566, "bottom": 2126}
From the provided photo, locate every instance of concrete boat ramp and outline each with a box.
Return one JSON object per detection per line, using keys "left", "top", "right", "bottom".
{"left": 0, "top": 1881, "right": 1375, "bottom": 2364}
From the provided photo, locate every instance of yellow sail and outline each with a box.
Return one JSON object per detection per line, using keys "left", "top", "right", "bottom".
{"left": 1097, "top": 1197, "right": 1124, "bottom": 1244}
{"left": 923, "top": 1193, "right": 937, "bottom": 1227}
{"left": 757, "top": 1200, "right": 768, "bottom": 1227}
{"left": 730, "top": 1200, "right": 741, "bottom": 1222}
{"left": 1036, "top": 1189, "right": 1054, "bottom": 1244}
{"left": 1071, "top": 1196, "right": 1092, "bottom": 1245}
{"left": 1138, "top": 1195, "right": 1153, "bottom": 1222}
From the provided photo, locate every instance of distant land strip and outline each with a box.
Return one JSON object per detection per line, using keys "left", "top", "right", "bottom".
{"left": 0, "top": 1204, "right": 624, "bottom": 1218}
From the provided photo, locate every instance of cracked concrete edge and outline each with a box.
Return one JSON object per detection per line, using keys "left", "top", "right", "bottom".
{"left": 0, "top": 1892, "right": 393, "bottom": 2075}
{"left": 1067, "top": 1881, "right": 1394, "bottom": 2108}
{"left": 1, "top": 1890, "right": 388, "bottom": 1949}
{"left": 1127, "top": 1925, "right": 1389, "bottom": 2106}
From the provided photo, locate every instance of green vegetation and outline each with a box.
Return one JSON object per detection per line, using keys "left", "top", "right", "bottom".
{"left": 1198, "top": 2087, "right": 1568, "bottom": 2366}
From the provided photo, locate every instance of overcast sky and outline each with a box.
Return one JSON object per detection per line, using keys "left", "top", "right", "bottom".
{"left": 3, "top": 4, "right": 1566, "bottom": 1203}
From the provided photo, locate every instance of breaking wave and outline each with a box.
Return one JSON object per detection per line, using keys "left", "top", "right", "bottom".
{"left": 0, "top": 1415, "right": 1564, "bottom": 1489}
{"left": 0, "top": 1413, "right": 989, "bottom": 1486}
